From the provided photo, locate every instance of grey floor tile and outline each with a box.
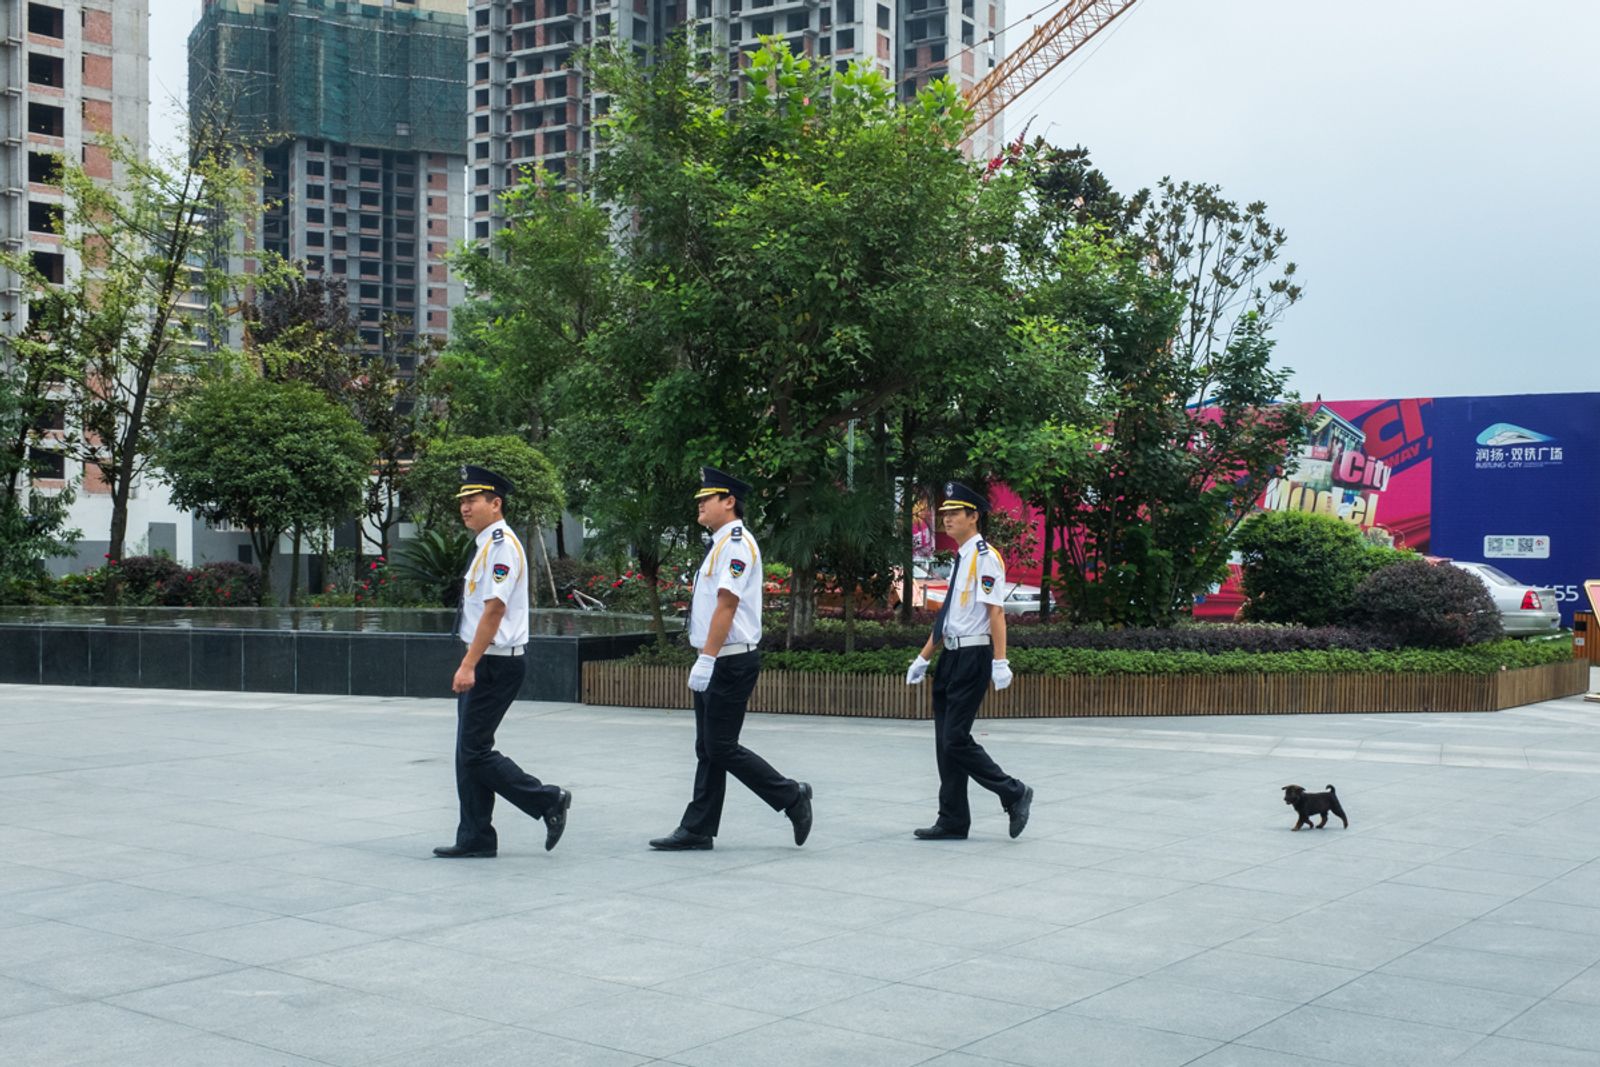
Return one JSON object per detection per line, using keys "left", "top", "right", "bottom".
{"left": 0, "top": 1002, "right": 217, "bottom": 1064}
{"left": 963, "top": 1011, "right": 1221, "bottom": 1067}
{"left": 1378, "top": 945, "right": 1587, "bottom": 998}
{"left": 1495, "top": 999, "right": 1600, "bottom": 1052}
{"left": 1182, "top": 1044, "right": 1349, "bottom": 1066}
{"left": 372, "top": 1027, "right": 649, "bottom": 1067}
{"left": 1151, "top": 948, "right": 1363, "bottom": 1004}
{"left": 664, "top": 957, "right": 887, "bottom": 1016}
{"left": 167, "top": 915, "right": 386, "bottom": 965}
{"left": 872, "top": 907, "right": 1061, "bottom": 952}
{"left": 1549, "top": 964, "right": 1600, "bottom": 1006}
{"left": 1451, "top": 1036, "right": 1600, "bottom": 1066}
{"left": 10, "top": 940, "right": 242, "bottom": 999}
{"left": 774, "top": 932, "right": 975, "bottom": 982}
{"left": 1237, "top": 1005, "right": 1486, "bottom": 1066}
{"left": 903, "top": 954, "right": 1131, "bottom": 1010}
{"left": 0, "top": 973, "right": 78, "bottom": 1019}
{"left": 798, "top": 982, "right": 1044, "bottom": 1049}
{"left": 1225, "top": 921, "right": 1422, "bottom": 971}
{"left": 1008, "top": 927, "right": 1206, "bottom": 976}
{"left": 1431, "top": 921, "right": 1600, "bottom": 966}
{"left": 1062, "top": 977, "right": 1297, "bottom": 1041}
{"left": 524, "top": 987, "right": 778, "bottom": 1059}
{"left": 1309, "top": 972, "right": 1535, "bottom": 1033}
{"left": 672, "top": 1017, "right": 939, "bottom": 1067}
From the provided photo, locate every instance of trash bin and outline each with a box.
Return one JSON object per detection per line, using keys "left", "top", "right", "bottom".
{"left": 1576, "top": 612, "right": 1600, "bottom": 663}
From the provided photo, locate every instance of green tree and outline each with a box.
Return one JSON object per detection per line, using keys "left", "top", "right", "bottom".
{"left": 0, "top": 130, "right": 275, "bottom": 599}
{"left": 156, "top": 376, "right": 374, "bottom": 602}
{"left": 1235, "top": 510, "right": 1384, "bottom": 626}
{"left": 405, "top": 435, "right": 565, "bottom": 604}
{"left": 589, "top": 40, "right": 1018, "bottom": 640}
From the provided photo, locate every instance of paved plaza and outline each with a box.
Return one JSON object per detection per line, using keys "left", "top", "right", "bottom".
{"left": 3, "top": 678, "right": 1600, "bottom": 1065}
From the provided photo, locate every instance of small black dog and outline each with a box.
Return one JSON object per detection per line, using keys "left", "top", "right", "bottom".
{"left": 1282, "top": 784, "right": 1348, "bottom": 831}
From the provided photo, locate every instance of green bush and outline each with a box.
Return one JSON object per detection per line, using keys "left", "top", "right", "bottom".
{"left": 625, "top": 635, "right": 1570, "bottom": 676}
{"left": 1236, "top": 512, "right": 1411, "bottom": 626}
{"left": 114, "top": 555, "right": 185, "bottom": 605}
{"left": 1348, "top": 559, "right": 1503, "bottom": 648}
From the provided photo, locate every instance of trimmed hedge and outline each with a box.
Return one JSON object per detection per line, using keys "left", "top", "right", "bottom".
{"left": 628, "top": 635, "right": 1573, "bottom": 677}
{"left": 773, "top": 621, "right": 1398, "bottom": 654}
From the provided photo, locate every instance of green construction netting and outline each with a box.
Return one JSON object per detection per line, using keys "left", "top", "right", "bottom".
{"left": 189, "top": 0, "right": 468, "bottom": 156}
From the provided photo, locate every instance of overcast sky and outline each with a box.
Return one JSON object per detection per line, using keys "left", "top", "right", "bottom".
{"left": 150, "top": 0, "right": 1600, "bottom": 402}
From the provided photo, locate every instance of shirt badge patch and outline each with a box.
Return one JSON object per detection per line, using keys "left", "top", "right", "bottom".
{"left": 493, "top": 563, "right": 510, "bottom": 582}
{"left": 980, "top": 575, "right": 995, "bottom": 593}
{"left": 730, "top": 525, "right": 743, "bottom": 541}
{"left": 728, "top": 558, "right": 747, "bottom": 578}
{"left": 491, "top": 528, "right": 504, "bottom": 542}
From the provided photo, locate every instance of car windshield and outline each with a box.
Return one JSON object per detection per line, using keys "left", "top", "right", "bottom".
{"left": 1462, "top": 563, "right": 1521, "bottom": 585}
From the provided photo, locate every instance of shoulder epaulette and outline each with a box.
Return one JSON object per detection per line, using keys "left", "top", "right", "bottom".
{"left": 975, "top": 538, "right": 989, "bottom": 554}
{"left": 491, "top": 528, "right": 505, "bottom": 542}
{"left": 730, "top": 525, "right": 743, "bottom": 541}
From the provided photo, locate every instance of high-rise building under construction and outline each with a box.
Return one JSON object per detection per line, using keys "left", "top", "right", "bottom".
{"left": 188, "top": 0, "right": 469, "bottom": 363}
{"left": 0, "top": 0, "right": 150, "bottom": 331}
{"left": 467, "top": 0, "right": 1004, "bottom": 239}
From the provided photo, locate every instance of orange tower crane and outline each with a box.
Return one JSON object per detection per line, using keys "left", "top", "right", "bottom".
{"left": 962, "top": 0, "right": 1142, "bottom": 145}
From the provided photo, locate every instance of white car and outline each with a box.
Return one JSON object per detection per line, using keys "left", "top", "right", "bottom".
{"left": 925, "top": 577, "right": 1054, "bottom": 616}
{"left": 1449, "top": 562, "right": 1561, "bottom": 636}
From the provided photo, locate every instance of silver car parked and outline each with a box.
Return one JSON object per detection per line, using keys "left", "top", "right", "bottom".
{"left": 1449, "top": 562, "right": 1562, "bottom": 636}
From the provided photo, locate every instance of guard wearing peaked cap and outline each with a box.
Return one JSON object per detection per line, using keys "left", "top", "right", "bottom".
{"left": 432, "top": 465, "right": 571, "bottom": 859}
{"left": 904, "top": 480, "right": 1033, "bottom": 841}
{"left": 648, "top": 466, "right": 814, "bottom": 852}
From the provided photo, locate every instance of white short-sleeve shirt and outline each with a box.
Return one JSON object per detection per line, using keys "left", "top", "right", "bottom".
{"left": 939, "top": 536, "right": 1007, "bottom": 638}
{"left": 688, "top": 523, "right": 762, "bottom": 649}
{"left": 458, "top": 519, "right": 530, "bottom": 648}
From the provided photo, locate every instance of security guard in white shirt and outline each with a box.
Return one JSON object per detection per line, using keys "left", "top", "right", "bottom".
{"left": 905, "top": 481, "right": 1032, "bottom": 840}
{"left": 433, "top": 466, "right": 571, "bottom": 859}
{"left": 648, "top": 467, "right": 814, "bottom": 851}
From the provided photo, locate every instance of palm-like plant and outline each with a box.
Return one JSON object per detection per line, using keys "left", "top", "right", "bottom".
{"left": 394, "top": 527, "right": 474, "bottom": 607}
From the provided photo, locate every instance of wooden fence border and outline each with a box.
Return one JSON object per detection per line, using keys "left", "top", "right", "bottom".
{"left": 581, "top": 659, "right": 1591, "bottom": 718}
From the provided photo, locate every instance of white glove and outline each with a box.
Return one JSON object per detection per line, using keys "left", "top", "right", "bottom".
{"left": 992, "top": 659, "right": 1014, "bottom": 690}
{"left": 905, "top": 655, "right": 930, "bottom": 685}
{"left": 688, "top": 654, "right": 716, "bottom": 692}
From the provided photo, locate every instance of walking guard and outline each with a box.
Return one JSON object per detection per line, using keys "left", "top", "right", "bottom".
{"left": 433, "top": 465, "right": 572, "bottom": 858}
{"left": 904, "top": 480, "right": 1033, "bottom": 840}
{"left": 649, "top": 467, "right": 814, "bottom": 851}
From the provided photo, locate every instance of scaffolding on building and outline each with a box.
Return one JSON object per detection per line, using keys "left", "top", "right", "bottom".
{"left": 190, "top": 0, "right": 467, "bottom": 156}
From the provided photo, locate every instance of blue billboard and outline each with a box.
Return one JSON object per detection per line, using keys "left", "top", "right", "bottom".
{"left": 1430, "top": 392, "right": 1600, "bottom": 624}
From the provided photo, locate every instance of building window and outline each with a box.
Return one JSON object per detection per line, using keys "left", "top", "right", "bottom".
{"left": 475, "top": 167, "right": 490, "bottom": 187}
{"left": 787, "top": 10, "right": 808, "bottom": 31}
{"left": 332, "top": 211, "right": 347, "bottom": 228}
{"left": 306, "top": 159, "right": 325, "bottom": 177}
{"left": 877, "top": 3, "right": 890, "bottom": 29}
{"left": 307, "top": 207, "right": 325, "bottom": 224}
{"left": 476, "top": 34, "right": 490, "bottom": 55}
{"left": 306, "top": 231, "right": 325, "bottom": 248}
{"left": 476, "top": 61, "right": 490, "bottom": 81}
{"left": 475, "top": 142, "right": 490, "bottom": 159}
{"left": 27, "top": 103, "right": 64, "bottom": 138}
{"left": 27, "top": 4, "right": 65, "bottom": 39}
{"left": 838, "top": 0, "right": 854, "bottom": 22}
{"left": 27, "top": 201, "right": 62, "bottom": 234}
{"left": 27, "top": 151, "right": 59, "bottom": 185}
{"left": 836, "top": 28, "right": 854, "bottom": 50}
{"left": 474, "top": 194, "right": 490, "bottom": 213}
{"left": 28, "top": 447, "right": 66, "bottom": 481}
{"left": 360, "top": 236, "right": 381, "bottom": 254}
{"left": 962, "top": 20, "right": 974, "bottom": 44}
{"left": 332, "top": 234, "right": 347, "bottom": 251}
{"left": 28, "top": 53, "right": 64, "bottom": 88}
{"left": 30, "top": 250, "right": 64, "bottom": 284}
{"left": 305, "top": 184, "right": 325, "bottom": 200}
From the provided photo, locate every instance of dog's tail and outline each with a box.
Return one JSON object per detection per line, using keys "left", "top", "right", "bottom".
{"left": 1326, "top": 784, "right": 1337, "bottom": 793}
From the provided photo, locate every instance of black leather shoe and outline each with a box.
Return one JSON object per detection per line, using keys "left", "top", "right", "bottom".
{"left": 432, "top": 844, "right": 497, "bottom": 858}
{"left": 912, "top": 825, "right": 968, "bottom": 840}
{"left": 1007, "top": 785, "right": 1034, "bottom": 839}
{"left": 787, "top": 782, "right": 814, "bottom": 847}
{"left": 544, "top": 789, "right": 572, "bottom": 852}
{"left": 649, "top": 827, "right": 714, "bottom": 851}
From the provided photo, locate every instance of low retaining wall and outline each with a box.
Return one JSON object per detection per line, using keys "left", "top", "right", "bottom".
{"left": 0, "top": 624, "right": 660, "bottom": 702}
{"left": 582, "top": 660, "right": 1591, "bottom": 717}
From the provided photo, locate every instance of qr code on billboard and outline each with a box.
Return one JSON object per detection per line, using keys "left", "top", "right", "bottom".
{"left": 1517, "top": 537, "right": 1536, "bottom": 554}
{"left": 1486, "top": 537, "right": 1504, "bottom": 554}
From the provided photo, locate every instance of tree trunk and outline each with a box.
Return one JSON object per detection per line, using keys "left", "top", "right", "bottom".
{"left": 102, "top": 479, "right": 132, "bottom": 604}
{"left": 787, "top": 563, "right": 816, "bottom": 645}
{"left": 1039, "top": 504, "right": 1053, "bottom": 624}
{"left": 289, "top": 528, "right": 303, "bottom": 606}
{"left": 639, "top": 549, "right": 666, "bottom": 641}
{"left": 842, "top": 585, "right": 855, "bottom": 653}
{"left": 254, "top": 529, "right": 276, "bottom": 606}
{"left": 554, "top": 517, "right": 567, "bottom": 560}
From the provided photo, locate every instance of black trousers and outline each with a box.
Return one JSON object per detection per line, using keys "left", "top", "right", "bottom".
{"left": 453, "top": 653, "right": 563, "bottom": 849}
{"left": 680, "top": 651, "right": 802, "bottom": 837}
{"left": 931, "top": 644, "right": 1025, "bottom": 832}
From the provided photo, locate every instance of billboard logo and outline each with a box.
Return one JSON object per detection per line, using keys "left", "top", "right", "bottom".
{"left": 1476, "top": 423, "right": 1554, "bottom": 447}
{"left": 1474, "top": 423, "right": 1563, "bottom": 470}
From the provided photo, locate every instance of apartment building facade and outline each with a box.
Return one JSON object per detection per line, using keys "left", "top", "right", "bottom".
{"left": 468, "top": 0, "right": 1003, "bottom": 237}
{"left": 189, "top": 0, "right": 470, "bottom": 365}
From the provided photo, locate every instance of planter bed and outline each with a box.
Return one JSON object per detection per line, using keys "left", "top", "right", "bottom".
{"left": 582, "top": 658, "right": 1589, "bottom": 718}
